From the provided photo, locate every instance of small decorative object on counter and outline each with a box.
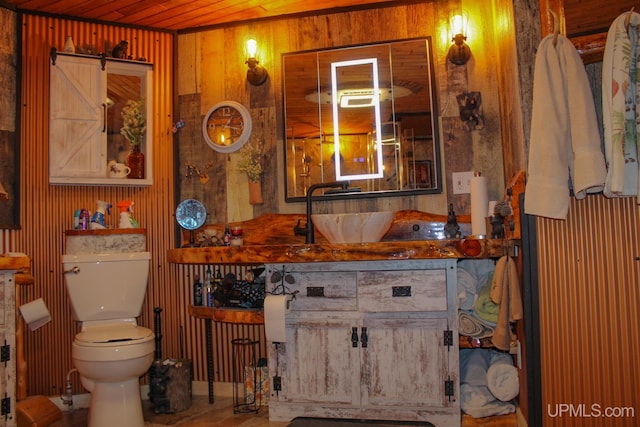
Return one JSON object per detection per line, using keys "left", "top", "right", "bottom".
{"left": 230, "top": 225, "right": 243, "bottom": 246}
{"left": 90, "top": 200, "right": 112, "bottom": 229}
{"left": 193, "top": 274, "right": 203, "bottom": 306}
{"left": 213, "top": 268, "right": 266, "bottom": 309}
{"left": 116, "top": 200, "right": 139, "bottom": 228}
{"left": 205, "top": 267, "right": 214, "bottom": 307}
{"left": 223, "top": 224, "right": 231, "bottom": 246}
{"left": 444, "top": 203, "right": 461, "bottom": 239}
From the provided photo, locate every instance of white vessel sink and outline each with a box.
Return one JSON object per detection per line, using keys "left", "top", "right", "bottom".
{"left": 311, "top": 212, "right": 395, "bottom": 244}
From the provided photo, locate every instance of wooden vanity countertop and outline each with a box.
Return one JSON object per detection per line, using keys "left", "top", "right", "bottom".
{"left": 168, "top": 238, "right": 517, "bottom": 265}
{"left": 0, "top": 253, "right": 30, "bottom": 271}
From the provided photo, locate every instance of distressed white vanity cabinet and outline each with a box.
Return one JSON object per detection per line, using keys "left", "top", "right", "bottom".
{"left": 49, "top": 52, "right": 153, "bottom": 185}
{"left": 266, "top": 259, "right": 460, "bottom": 426}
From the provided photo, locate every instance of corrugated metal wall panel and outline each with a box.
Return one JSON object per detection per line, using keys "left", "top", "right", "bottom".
{"left": 15, "top": 13, "right": 266, "bottom": 397}
{"left": 537, "top": 195, "right": 640, "bottom": 427}
{"left": 17, "top": 14, "right": 181, "bottom": 396}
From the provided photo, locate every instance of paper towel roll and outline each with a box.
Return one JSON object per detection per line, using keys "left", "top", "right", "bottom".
{"left": 471, "top": 174, "right": 489, "bottom": 236}
{"left": 19, "top": 298, "right": 51, "bottom": 331}
{"left": 264, "top": 294, "right": 290, "bottom": 343}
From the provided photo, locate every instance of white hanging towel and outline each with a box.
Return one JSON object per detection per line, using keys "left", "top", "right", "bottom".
{"left": 524, "top": 34, "right": 606, "bottom": 219}
{"left": 602, "top": 11, "right": 640, "bottom": 200}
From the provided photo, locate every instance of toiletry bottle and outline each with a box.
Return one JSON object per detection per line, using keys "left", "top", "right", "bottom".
{"left": 73, "top": 209, "right": 82, "bottom": 229}
{"left": 79, "top": 209, "right": 90, "bottom": 230}
{"left": 90, "top": 200, "right": 112, "bottom": 229}
{"left": 193, "top": 274, "right": 203, "bottom": 306}
{"left": 116, "top": 200, "right": 139, "bottom": 228}
{"left": 205, "top": 267, "right": 214, "bottom": 307}
{"left": 214, "top": 268, "right": 223, "bottom": 292}
{"left": 223, "top": 224, "right": 231, "bottom": 246}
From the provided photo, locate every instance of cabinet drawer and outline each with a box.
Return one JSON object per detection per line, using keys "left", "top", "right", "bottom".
{"left": 358, "top": 269, "right": 447, "bottom": 312}
{"left": 288, "top": 270, "right": 357, "bottom": 311}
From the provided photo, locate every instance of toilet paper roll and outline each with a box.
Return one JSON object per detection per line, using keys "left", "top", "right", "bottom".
{"left": 264, "top": 294, "right": 291, "bottom": 343}
{"left": 471, "top": 174, "right": 489, "bottom": 236}
{"left": 19, "top": 298, "right": 51, "bottom": 331}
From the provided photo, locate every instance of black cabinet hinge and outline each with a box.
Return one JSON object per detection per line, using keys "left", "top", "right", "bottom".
{"left": 0, "top": 342, "right": 10, "bottom": 365}
{"left": 443, "top": 329, "right": 453, "bottom": 348}
{"left": 445, "top": 379, "right": 455, "bottom": 400}
{"left": 273, "top": 376, "right": 282, "bottom": 391}
{"left": 1, "top": 395, "right": 10, "bottom": 417}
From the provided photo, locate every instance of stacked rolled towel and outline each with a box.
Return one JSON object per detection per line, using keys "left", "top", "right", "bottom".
{"left": 460, "top": 349, "right": 518, "bottom": 418}
{"left": 458, "top": 310, "right": 495, "bottom": 339}
{"left": 457, "top": 259, "right": 496, "bottom": 310}
{"left": 487, "top": 352, "right": 519, "bottom": 402}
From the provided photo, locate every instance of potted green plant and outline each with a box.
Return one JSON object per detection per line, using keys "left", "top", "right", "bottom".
{"left": 120, "top": 99, "right": 146, "bottom": 179}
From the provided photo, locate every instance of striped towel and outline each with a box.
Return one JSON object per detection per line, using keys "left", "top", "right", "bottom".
{"left": 459, "top": 310, "right": 495, "bottom": 339}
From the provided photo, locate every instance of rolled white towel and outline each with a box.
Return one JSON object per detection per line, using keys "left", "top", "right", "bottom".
{"left": 487, "top": 352, "right": 519, "bottom": 401}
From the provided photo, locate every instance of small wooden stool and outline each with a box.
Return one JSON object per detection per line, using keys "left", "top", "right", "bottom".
{"left": 16, "top": 396, "right": 62, "bottom": 427}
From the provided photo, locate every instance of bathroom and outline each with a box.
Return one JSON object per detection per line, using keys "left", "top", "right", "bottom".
{"left": 0, "top": 0, "right": 638, "bottom": 426}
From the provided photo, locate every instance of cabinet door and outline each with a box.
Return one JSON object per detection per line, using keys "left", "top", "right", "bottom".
{"left": 0, "top": 273, "right": 16, "bottom": 426}
{"left": 280, "top": 316, "right": 360, "bottom": 406}
{"left": 49, "top": 55, "right": 105, "bottom": 180}
{"left": 361, "top": 317, "right": 455, "bottom": 409}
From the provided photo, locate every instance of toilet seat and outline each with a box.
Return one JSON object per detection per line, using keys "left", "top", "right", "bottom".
{"left": 75, "top": 324, "right": 153, "bottom": 347}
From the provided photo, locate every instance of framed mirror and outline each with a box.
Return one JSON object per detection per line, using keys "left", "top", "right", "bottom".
{"left": 283, "top": 37, "right": 441, "bottom": 201}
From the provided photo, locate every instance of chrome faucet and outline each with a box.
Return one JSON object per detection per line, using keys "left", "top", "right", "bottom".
{"left": 293, "top": 181, "right": 353, "bottom": 244}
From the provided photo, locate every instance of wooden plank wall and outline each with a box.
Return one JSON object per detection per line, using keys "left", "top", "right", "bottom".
{"left": 176, "top": 1, "right": 508, "bottom": 225}
{"left": 536, "top": 195, "right": 640, "bottom": 427}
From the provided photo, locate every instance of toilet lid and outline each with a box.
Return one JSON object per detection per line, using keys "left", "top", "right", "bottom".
{"left": 75, "top": 324, "right": 153, "bottom": 344}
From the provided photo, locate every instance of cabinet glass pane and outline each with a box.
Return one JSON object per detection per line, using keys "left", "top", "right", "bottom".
{"left": 107, "top": 73, "right": 143, "bottom": 164}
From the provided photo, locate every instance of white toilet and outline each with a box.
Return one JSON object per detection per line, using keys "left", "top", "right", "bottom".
{"left": 62, "top": 252, "right": 154, "bottom": 427}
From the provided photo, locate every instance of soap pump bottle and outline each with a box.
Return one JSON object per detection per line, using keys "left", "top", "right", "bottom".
{"left": 193, "top": 274, "right": 203, "bottom": 306}
{"left": 205, "top": 267, "right": 214, "bottom": 307}
{"left": 116, "top": 200, "right": 139, "bottom": 228}
{"left": 90, "top": 200, "right": 112, "bottom": 229}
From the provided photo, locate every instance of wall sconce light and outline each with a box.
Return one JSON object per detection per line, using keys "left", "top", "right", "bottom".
{"left": 447, "top": 11, "right": 471, "bottom": 65}
{"left": 245, "top": 39, "right": 268, "bottom": 86}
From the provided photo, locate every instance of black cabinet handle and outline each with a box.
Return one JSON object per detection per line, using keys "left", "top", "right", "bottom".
{"left": 102, "top": 103, "right": 107, "bottom": 132}
{"left": 351, "top": 327, "right": 359, "bottom": 347}
{"left": 360, "top": 327, "right": 368, "bottom": 348}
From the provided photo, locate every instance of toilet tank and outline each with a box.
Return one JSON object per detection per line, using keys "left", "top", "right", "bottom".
{"left": 62, "top": 252, "right": 151, "bottom": 322}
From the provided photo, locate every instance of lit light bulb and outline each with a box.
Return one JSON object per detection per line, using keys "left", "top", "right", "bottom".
{"left": 246, "top": 39, "right": 258, "bottom": 58}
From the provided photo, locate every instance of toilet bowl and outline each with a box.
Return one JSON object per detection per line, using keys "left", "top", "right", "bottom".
{"left": 63, "top": 252, "right": 153, "bottom": 427}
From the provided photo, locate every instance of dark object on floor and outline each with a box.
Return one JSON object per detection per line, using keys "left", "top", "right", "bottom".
{"left": 287, "top": 418, "right": 435, "bottom": 427}
{"left": 149, "top": 307, "right": 193, "bottom": 414}
{"left": 16, "top": 395, "right": 62, "bottom": 427}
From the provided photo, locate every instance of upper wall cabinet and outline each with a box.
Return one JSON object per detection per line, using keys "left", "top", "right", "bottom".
{"left": 49, "top": 51, "right": 153, "bottom": 185}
